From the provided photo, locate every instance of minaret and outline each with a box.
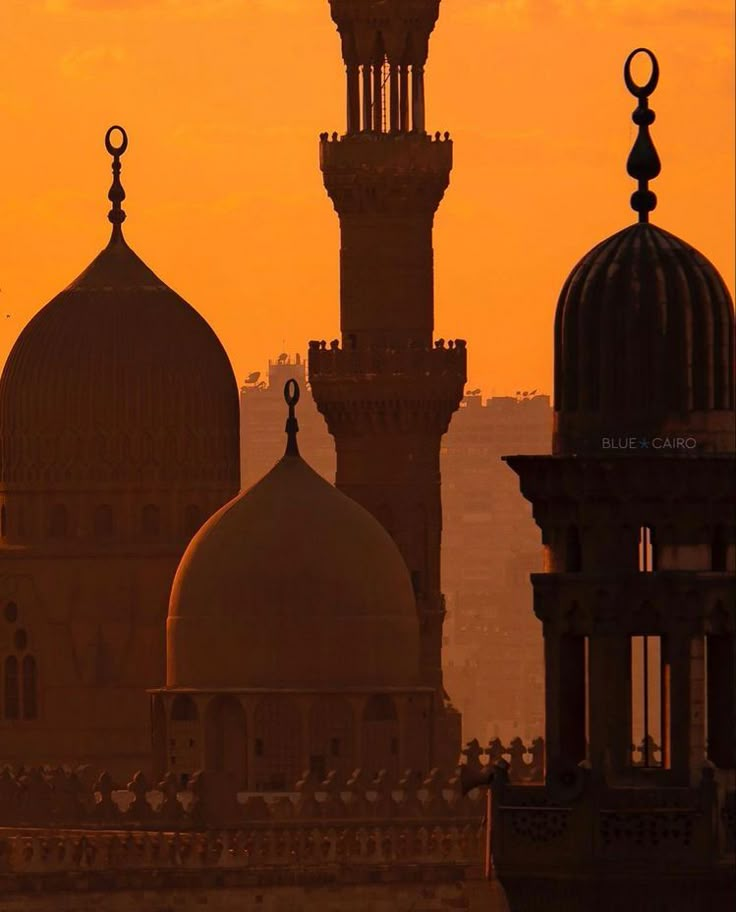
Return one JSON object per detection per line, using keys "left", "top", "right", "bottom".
{"left": 309, "top": 0, "right": 466, "bottom": 767}
{"left": 490, "top": 50, "right": 735, "bottom": 911}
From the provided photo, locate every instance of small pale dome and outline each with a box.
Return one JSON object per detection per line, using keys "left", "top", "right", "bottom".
{"left": 167, "top": 434, "right": 420, "bottom": 690}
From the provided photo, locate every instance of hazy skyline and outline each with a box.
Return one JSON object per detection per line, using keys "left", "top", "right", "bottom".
{"left": 1, "top": 0, "right": 733, "bottom": 397}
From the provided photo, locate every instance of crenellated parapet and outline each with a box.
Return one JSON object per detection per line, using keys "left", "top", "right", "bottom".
{"left": 308, "top": 339, "right": 466, "bottom": 436}
{"left": 320, "top": 132, "right": 452, "bottom": 216}
{"left": 0, "top": 766, "right": 486, "bottom": 831}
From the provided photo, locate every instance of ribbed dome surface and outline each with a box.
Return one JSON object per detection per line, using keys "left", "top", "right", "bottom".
{"left": 553, "top": 223, "right": 735, "bottom": 454}
{"left": 0, "top": 237, "right": 240, "bottom": 490}
{"left": 167, "top": 451, "right": 420, "bottom": 690}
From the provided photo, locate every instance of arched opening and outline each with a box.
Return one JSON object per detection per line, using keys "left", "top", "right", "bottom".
{"left": 141, "top": 504, "right": 160, "bottom": 537}
{"left": 48, "top": 504, "right": 69, "bottom": 538}
{"left": 253, "top": 696, "right": 302, "bottom": 791}
{"left": 308, "top": 697, "right": 354, "bottom": 778}
{"left": 3, "top": 601, "right": 18, "bottom": 623}
{"left": 362, "top": 694, "right": 399, "bottom": 778}
{"left": 21, "top": 656, "right": 37, "bottom": 720}
{"left": 204, "top": 696, "right": 247, "bottom": 789}
{"left": 93, "top": 504, "right": 114, "bottom": 538}
{"left": 169, "top": 695, "right": 200, "bottom": 785}
{"left": 4, "top": 656, "right": 19, "bottom": 720}
{"left": 0, "top": 504, "right": 6, "bottom": 539}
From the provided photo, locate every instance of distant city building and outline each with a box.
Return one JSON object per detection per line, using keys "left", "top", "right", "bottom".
{"left": 442, "top": 392, "right": 550, "bottom": 744}
{"left": 240, "top": 355, "right": 334, "bottom": 488}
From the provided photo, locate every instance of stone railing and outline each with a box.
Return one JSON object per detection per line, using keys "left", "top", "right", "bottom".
{"left": 489, "top": 760, "right": 734, "bottom": 866}
{"left": 0, "top": 765, "right": 486, "bottom": 830}
{"left": 0, "top": 822, "right": 485, "bottom": 876}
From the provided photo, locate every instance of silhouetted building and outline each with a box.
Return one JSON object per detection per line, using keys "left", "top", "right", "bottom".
{"left": 442, "top": 393, "right": 550, "bottom": 743}
{"left": 309, "top": 0, "right": 466, "bottom": 770}
{"left": 0, "top": 128, "right": 240, "bottom": 773}
{"left": 490, "top": 50, "right": 735, "bottom": 911}
{"left": 154, "top": 383, "right": 432, "bottom": 791}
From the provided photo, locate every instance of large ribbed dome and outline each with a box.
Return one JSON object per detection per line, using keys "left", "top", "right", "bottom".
{"left": 0, "top": 236, "right": 239, "bottom": 491}
{"left": 167, "top": 448, "right": 421, "bottom": 690}
{"left": 553, "top": 222, "right": 735, "bottom": 454}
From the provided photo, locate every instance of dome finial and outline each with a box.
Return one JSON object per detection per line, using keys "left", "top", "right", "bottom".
{"left": 284, "top": 379, "right": 301, "bottom": 457}
{"left": 624, "top": 48, "right": 661, "bottom": 223}
{"left": 105, "top": 125, "right": 128, "bottom": 242}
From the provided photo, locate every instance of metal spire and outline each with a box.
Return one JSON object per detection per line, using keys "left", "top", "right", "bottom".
{"left": 105, "top": 125, "right": 128, "bottom": 242}
{"left": 624, "top": 48, "right": 661, "bottom": 224}
{"left": 283, "top": 379, "right": 301, "bottom": 457}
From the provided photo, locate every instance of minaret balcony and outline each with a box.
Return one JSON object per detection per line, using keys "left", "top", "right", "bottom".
{"left": 320, "top": 130, "right": 452, "bottom": 174}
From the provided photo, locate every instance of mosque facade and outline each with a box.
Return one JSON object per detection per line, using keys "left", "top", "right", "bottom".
{"left": 0, "top": 128, "right": 240, "bottom": 775}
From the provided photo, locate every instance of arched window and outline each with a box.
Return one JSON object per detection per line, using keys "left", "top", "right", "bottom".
{"left": 93, "top": 504, "right": 114, "bottom": 538}
{"left": 141, "top": 504, "right": 160, "bottom": 537}
{"left": 22, "top": 656, "right": 37, "bottom": 720}
{"left": 48, "top": 504, "right": 69, "bottom": 538}
{"left": 170, "top": 695, "right": 200, "bottom": 783}
{"left": 308, "top": 697, "right": 354, "bottom": 777}
{"left": 204, "top": 696, "right": 247, "bottom": 788}
{"left": 253, "top": 696, "right": 302, "bottom": 791}
{"left": 4, "top": 657, "right": 19, "bottom": 720}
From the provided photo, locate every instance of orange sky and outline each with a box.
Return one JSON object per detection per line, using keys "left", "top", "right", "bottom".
{"left": 1, "top": 0, "right": 733, "bottom": 398}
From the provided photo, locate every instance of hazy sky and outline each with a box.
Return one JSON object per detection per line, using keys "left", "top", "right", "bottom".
{"left": 1, "top": 0, "right": 733, "bottom": 397}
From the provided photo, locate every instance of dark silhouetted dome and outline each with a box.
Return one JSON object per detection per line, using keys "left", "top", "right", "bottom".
{"left": 167, "top": 448, "right": 420, "bottom": 690}
{"left": 553, "top": 50, "right": 734, "bottom": 455}
{"left": 0, "top": 237, "right": 239, "bottom": 491}
{"left": 553, "top": 223, "right": 734, "bottom": 455}
{"left": 0, "top": 126, "right": 239, "bottom": 524}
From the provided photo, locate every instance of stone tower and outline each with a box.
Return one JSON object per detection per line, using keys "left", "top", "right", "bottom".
{"left": 308, "top": 0, "right": 466, "bottom": 768}
{"left": 490, "top": 50, "right": 735, "bottom": 911}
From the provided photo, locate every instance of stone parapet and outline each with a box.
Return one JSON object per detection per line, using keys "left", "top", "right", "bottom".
{"left": 308, "top": 340, "right": 466, "bottom": 433}
{"left": 0, "top": 767, "right": 485, "bottom": 831}
{"left": 489, "top": 766, "right": 735, "bottom": 910}
{"left": 531, "top": 571, "right": 735, "bottom": 635}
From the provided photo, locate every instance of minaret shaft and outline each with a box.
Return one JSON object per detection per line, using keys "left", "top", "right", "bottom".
{"left": 311, "top": 0, "right": 465, "bottom": 767}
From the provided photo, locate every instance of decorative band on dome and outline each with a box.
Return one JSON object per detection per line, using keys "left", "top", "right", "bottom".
{"left": 105, "top": 125, "right": 128, "bottom": 241}
{"left": 624, "top": 49, "right": 661, "bottom": 224}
